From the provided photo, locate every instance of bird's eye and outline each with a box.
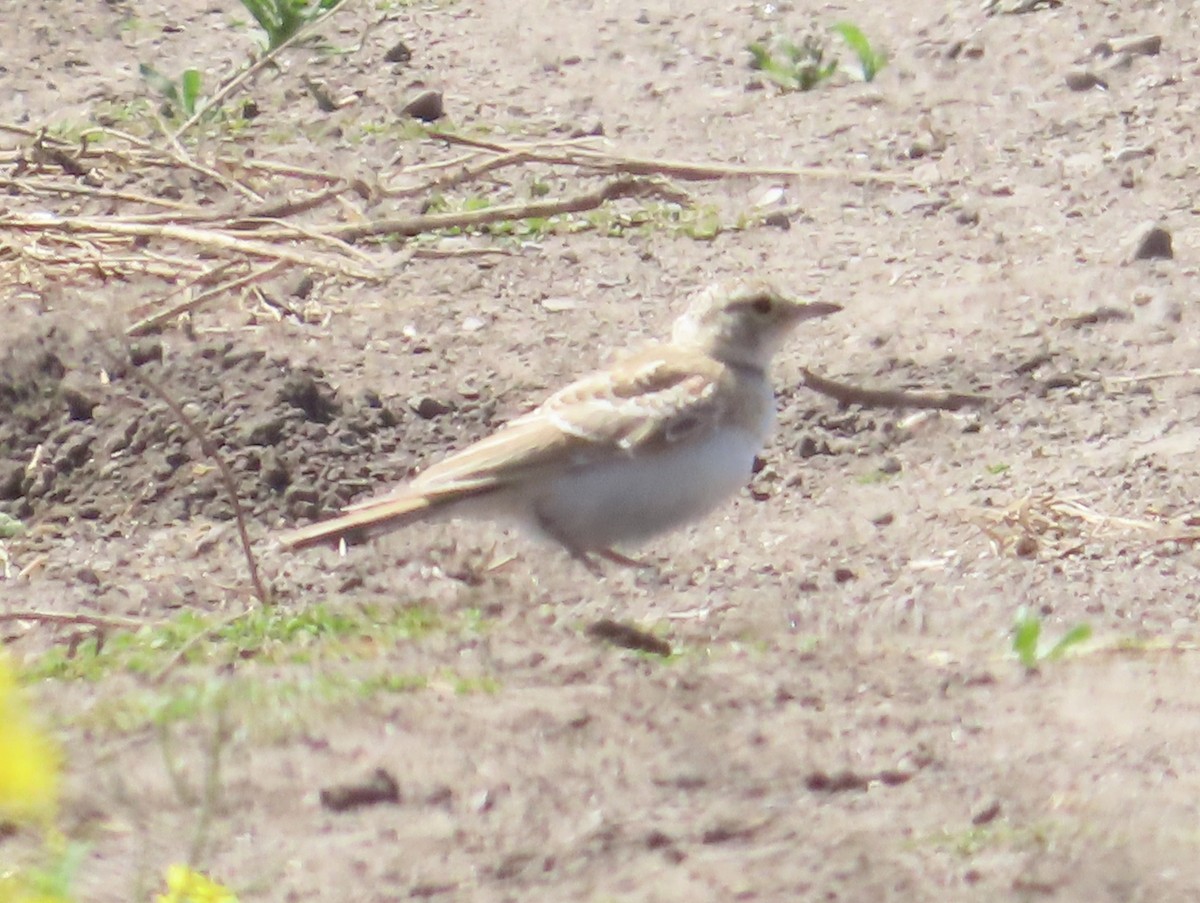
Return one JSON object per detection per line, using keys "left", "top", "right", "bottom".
{"left": 752, "top": 296, "right": 773, "bottom": 315}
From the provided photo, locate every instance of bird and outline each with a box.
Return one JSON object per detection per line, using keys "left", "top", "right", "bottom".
{"left": 279, "top": 279, "right": 841, "bottom": 571}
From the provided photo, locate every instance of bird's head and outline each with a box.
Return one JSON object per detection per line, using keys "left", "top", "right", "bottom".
{"left": 671, "top": 279, "right": 841, "bottom": 370}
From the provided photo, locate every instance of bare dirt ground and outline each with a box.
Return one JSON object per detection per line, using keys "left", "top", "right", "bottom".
{"left": 3, "top": 0, "right": 1200, "bottom": 900}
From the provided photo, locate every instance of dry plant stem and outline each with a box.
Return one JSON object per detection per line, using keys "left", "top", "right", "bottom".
{"left": 4, "top": 214, "right": 377, "bottom": 279}
{"left": 127, "top": 260, "right": 286, "bottom": 336}
{"left": 1106, "top": 368, "right": 1200, "bottom": 384}
{"left": 412, "top": 246, "right": 513, "bottom": 259}
{"left": 232, "top": 185, "right": 351, "bottom": 223}
{"left": 426, "top": 132, "right": 925, "bottom": 187}
{"left": 172, "top": 0, "right": 356, "bottom": 139}
{"left": 332, "top": 176, "right": 689, "bottom": 241}
{"left": 0, "top": 610, "right": 147, "bottom": 629}
{"left": 0, "top": 177, "right": 202, "bottom": 211}
{"left": 237, "top": 216, "right": 376, "bottom": 262}
{"left": 102, "top": 346, "right": 270, "bottom": 607}
{"left": 130, "top": 260, "right": 241, "bottom": 315}
{"left": 799, "top": 368, "right": 988, "bottom": 410}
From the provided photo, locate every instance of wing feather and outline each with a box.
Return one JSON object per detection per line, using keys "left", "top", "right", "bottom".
{"left": 403, "top": 345, "right": 731, "bottom": 499}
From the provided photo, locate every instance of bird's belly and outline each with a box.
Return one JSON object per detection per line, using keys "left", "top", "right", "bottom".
{"left": 532, "top": 429, "right": 761, "bottom": 550}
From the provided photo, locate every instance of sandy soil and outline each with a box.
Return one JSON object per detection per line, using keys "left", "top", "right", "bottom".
{"left": 3, "top": 0, "right": 1200, "bottom": 900}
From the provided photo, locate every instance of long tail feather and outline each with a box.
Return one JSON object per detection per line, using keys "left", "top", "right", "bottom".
{"left": 278, "top": 494, "right": 433, "bottom": 550}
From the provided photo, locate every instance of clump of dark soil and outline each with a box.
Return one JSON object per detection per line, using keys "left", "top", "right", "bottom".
{"left": 0, "top": 324, "right": 503, "bottom": 536}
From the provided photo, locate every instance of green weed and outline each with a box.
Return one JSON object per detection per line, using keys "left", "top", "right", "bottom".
{"left": 748, "top": 21, "right": 887, "bottom": 91}
{"left": 238, "top": 0, "right": 344, "bottom": 50}
{"left": 1011, "top": 609, "right": 1092, "bottom": 671}
{"left": 21, "top": 602, "right": 446, "bottom": 682}
{"left": 747, "top": 35, "right": 837, "bottom": 92}
{"left": 831, "top": 22, "right": 888, "bottom": 82}
{"left": 139, "top": 65, "right": 205, "bottom": 120}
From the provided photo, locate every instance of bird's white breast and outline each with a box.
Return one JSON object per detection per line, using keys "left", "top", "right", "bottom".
{"left": 530, "top": 426, "right": 765, "bottom": 551}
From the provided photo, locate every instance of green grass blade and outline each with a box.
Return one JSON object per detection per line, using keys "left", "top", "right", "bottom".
{"left": 831, "top": 23, "right": 872, "bottom": 61}
{"left": 138, "top": 63, "right": 178, "bottom": 103}
{"left": 238, "top": 0, "right": 278, "bottom": 35}
{"left": 1046, "top": 624, "right": 1093, "bottom": 661}
{"left": 1011, "top": 611, "right": 1042, "bottom": 669}
{"left": 746, "top": 42, "right": 773, "bottom": 70}
{"left": 832, "top": 21, "right": 887, "bottom": 81}
{"left": 180, "top": 69, "right": 203, "bottom": 116}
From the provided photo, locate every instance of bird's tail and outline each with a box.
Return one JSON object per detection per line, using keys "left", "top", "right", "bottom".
{"left": 278, "top": 493, "right": 434, "bottom": 550}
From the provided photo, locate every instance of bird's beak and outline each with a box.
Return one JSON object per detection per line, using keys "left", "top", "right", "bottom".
{"left": 791, "top": 299, "right": 843, "bottom": 322}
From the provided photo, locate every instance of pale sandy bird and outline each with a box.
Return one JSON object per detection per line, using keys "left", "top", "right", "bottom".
{"left": 279, "top": 279, "right": 840, "bottom": 570}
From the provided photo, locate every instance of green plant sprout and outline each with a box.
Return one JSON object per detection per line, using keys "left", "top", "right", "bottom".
{"left": 1011, "top": 609, "right": 1092, "bottom": 670}
{"left": 139, "top": 65, "right": 205, "bottom": 120}
{"left": 748, "top": 22, "right": 887, "bottom": 92}
{"left": 238, "top": 0, "right": 344, "bottom": 49}
{"left": 831, "top": 22, "right": 888, "bottom": 82}
{"left": 747, "top": 35, "right": 838, "bottom": 92}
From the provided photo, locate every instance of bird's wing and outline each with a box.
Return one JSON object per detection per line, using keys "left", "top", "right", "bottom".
{"left": 401, "top": 345, "right": 732, "bottom": 500}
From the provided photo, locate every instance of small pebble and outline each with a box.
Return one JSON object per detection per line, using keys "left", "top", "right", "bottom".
{"left": 401, "top": 89, "right": 444, "bottom": 122}
{"left": 1129, "top": 223, "right": 1173, "bottom": 261}
{"left": 1065, "top": 69, "right": 1107, "bottom": 91}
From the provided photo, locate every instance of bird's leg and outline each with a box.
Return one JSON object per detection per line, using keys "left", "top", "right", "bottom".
{"left": 565, "top": 546, "right": 606, "bottom": 578}
{"left": 595, "top": 548, "right": 657, "bottom": 571}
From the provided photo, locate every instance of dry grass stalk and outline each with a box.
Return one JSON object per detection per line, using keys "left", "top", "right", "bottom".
{"left": 970, "top": 492, "right": 1200, "bottom": 559}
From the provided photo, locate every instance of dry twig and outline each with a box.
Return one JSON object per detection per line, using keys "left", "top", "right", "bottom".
{"left": 331, "top": 176, "right": 691, "bottom": 241}
{"left": 800, "top": 368, "right": 988, "bottom": 410}
{"left": 127, "top": 261, "right": 287, "bottom": 336}
{"left": 100, "top": 345, "right": 271, "bottom": 607}
{"left": 0, "top": 610, "right": 148, "bottom": 630}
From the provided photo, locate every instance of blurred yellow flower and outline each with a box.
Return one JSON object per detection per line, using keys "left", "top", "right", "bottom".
{"left": 158, "top": 865, "right": 239, "bottom": 903}
{"left": 0, "top": 657, "right": 60, "bottom": 824}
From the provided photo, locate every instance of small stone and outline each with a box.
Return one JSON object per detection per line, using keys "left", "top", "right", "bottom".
{"left": 75, "top": 566, "right": 101, "bottom": 586}
{"left": 539, "top": 296, "right": 579, "bottom": 312}
{"left": 1015, "top": 535, "right": 1038, "bottom": 558}
{"left": 1065, "top": 69, "right": 1107, "bottom": 91}
{"left": 409, "top": 396, "right": 455, "bottom": 420}
{"left": 972, "top": 798, "right": 1002, "bottom": 825}
{"left": 833, "top": 567, "right": 856, "bottom": 584}
{"left": 61, "top": 379, "right": 99, "bottom": 421}
{"left": 385, "top": 40, "right": 412, "bottom": 64}
{"left": 570, "top": 119, "right": 605, "bottom": 138}
{"left": 1129, "top": 223, "right": 1173, "bottom": 261}
{"left": 128, "top": 340, "right": 163, "bottom": 367}
{"left": 879, "top": 456, "right": 902, "bottom": 475}
{"left": 243, "top": 415, "right": 286, "bottom": 446}
{"left": 955, "top": 205, "right": 981, "bottom": 226}
{"left": 763, "top": 211, "right": 791, "bottom": 230}
{"left": 57, "top": 430, "right": 95, "bottom": 470}
{"left": 401, "top": 90, "right": 444, "bottom": 122}
{"left": 261, "top": 449, "right": 290, "bottom": 492}
{"left": 1096, "top": 34, "right": 1162, "bottom": 58}
{"left": 284, "top": 484, "right": 319, "bottom": 507}
{"left": 319, "top": 767, "right": 401, "bottom": 813}
{"left": 947, "top": 38, "right": 984, "bottom": 60}
{"left": 292, "top": 274, "right": 315, "bottom": 299}
{"left": 0, "top": 459, "right": 23, "bottom": 500}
